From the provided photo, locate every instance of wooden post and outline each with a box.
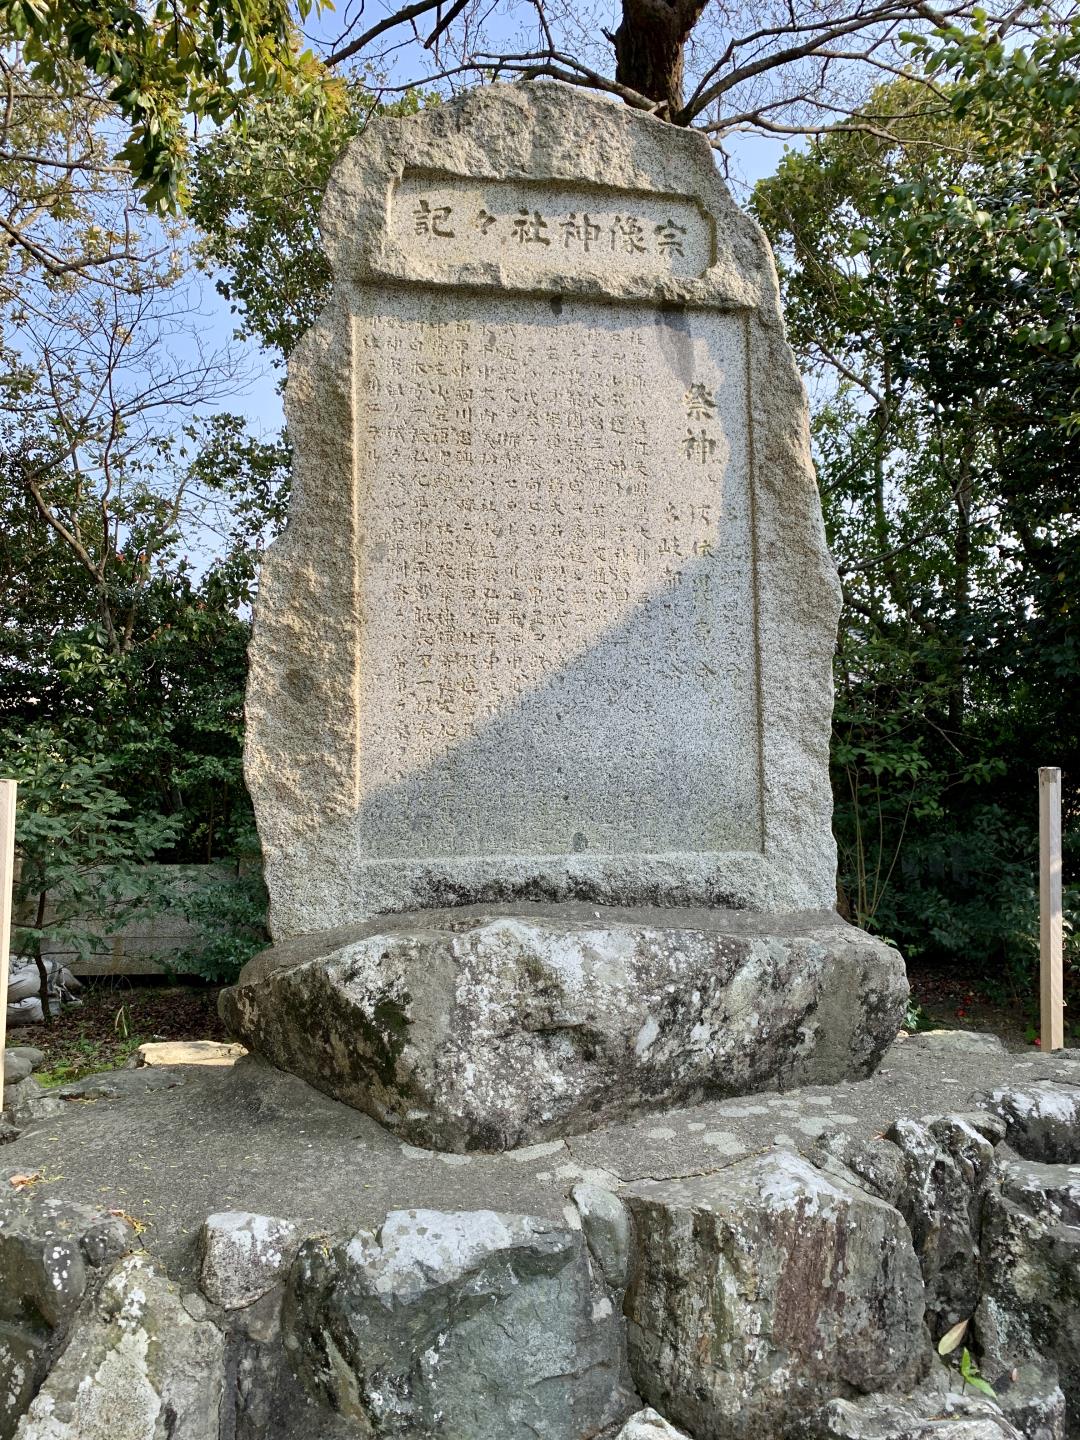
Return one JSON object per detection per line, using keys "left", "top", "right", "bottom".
{"left": 0, "top": 780, "right": 16, "bottom": 1113}
{"left": 1040, "top": 766, "right": 1065, "bottom": 1054}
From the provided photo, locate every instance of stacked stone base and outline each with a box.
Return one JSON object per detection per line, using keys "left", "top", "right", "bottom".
{"left": 2, "top": 1036, "right": 1080, "bottom": 1439}
{"left": 2, "top": 1036, "right": 1080, "bottom": 1440}
{"left": 219, "top": 902, "right": 908, "bottom": 1151}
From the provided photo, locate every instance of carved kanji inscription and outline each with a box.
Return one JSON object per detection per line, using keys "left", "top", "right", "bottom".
{"left": 351, "top": 287, "right": 762, "bottom": 859}
{"left": 391, "top": 175, "right": 711, "bottom": 280}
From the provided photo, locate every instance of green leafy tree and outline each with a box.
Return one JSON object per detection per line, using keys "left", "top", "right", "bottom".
{"left": 0, "top": 0, "right": 304, "bottom": 988}
{"left": 0, "top": 411, "right": 291, "bottom": 862}
{"left": 191, "top": 84, "right": 422, "bottom": 359}
{"left": 174, "top": 863, "right": 269, "bottom": 981}
{"left": 0, "top": 0, "right": 325, "bottom": 213}
{"left": 753, "top": 17, "right": 1080, "bottom": 985}
{"left": 1, "top": 409, "right": 288, "bottom": 986}
{"left": 8, "top": 725, "right": 176, "bottom": 1021}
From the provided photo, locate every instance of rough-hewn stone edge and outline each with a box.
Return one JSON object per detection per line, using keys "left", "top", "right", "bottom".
{"left": 321, "top": 83, "right": 770, "bottom": 311}
{"left": 247, "top": 81, "right": 840, "bottom": 939}
{"left": 244, "top": 286, "right": 358, "bottom": 852}
{"left": 231, "top": 902, "right": 893, "bottom": 987}
{"left": 749, "top": 308, "right": 840, "bottom": 908}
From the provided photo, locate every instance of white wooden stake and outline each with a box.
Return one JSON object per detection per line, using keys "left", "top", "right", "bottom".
{"left": 1039, "top": 766, "right": 1064, "bottom": 1054}
{"left": 0, "top": 780, "right": 16, "bottom": 1113}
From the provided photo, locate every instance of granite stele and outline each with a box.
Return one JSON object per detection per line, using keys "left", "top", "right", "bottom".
{"left": 221, "top": 82, "right": 908, "bottom": 1151}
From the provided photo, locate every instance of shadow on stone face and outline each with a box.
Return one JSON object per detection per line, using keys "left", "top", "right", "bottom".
{"left": 257, "top": 546, "right": 807, "bottom": 933}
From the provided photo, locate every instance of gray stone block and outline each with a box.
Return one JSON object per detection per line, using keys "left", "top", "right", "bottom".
{"left": 994, "top": 1364, "right": 1066, "bottom": 1440}
{"left": 282, "top": 1207, "right": 636, "bottom": 1438}
{"left": 221, "top": 903, "right": 906, "bottom": 1150}
{"left": 245, "top": 82, "right": 843, "bottom": 938}
{"left": 3, "top": 1080, "right": 63, "bottom": 1130}
{"left": 978, "top": 1082, "right": 1080, "bottom": 1163}
{"left": 813, "top": 1389, "right": 1023, "bottom": 1439}
{"left": 886, "top": 1115, "right": 996, "bottom": 1335}
{"left": 572, "top": 1181, "right": 631, "bottom": 1290}
{"left": 198, "top": 1211, "right": 300, "bottom": 1311}
{"left": 15, "top": 1253, "right": 225, "bottom": 1440}
{"left": 0, "top": 1191, "right": 132, "bottom": 1439}
{"left": 2, "top": 1056, "right": 31, "bottom": 1087}
{"left": 4, "top": 1050, "right": 44, "bottom": 1073}
{"left": 622, "top": 1150, "right": 931, "bottom": 1439}
{"left": 976, "top": 1157, "right": 1080, "bottom": 1424}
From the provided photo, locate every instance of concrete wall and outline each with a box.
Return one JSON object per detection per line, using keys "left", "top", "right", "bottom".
{"left": 17, "top": 864, "right": 239, "bottom": 977}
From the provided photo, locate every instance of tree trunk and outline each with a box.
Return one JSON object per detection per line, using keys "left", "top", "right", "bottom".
{"left": 612, "top": 0, "right": 709, "bottom": 117}
{"left": 949, "top": 448, "right": 974, "bottom": 733}
{"left": 32, "top": 889, "right": 51, "bottom": 1028}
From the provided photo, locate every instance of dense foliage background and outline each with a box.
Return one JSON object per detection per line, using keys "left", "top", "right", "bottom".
{"left": 754, "top": 19, "right": 1080, "bottom": 992}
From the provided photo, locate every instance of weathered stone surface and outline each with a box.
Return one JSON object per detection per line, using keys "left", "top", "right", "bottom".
{"left": 992, "top": 1364, "right": 1066, "bottom": 1440}
{"left": 222, "top": 903, "right": 906, "bottom": 1150}
{"left": 622, "top": 1150, "right": 930, "bottom": 1439}
{"left": 0, "top": 1327, "right": 44, "bottom": 1440}
{"left": 976, "top": 1157, "right": 1080, "bottom": 1427}
{"left": 54, "top": 1069, "right": 184, "bottom": 1102}
{"left": 4, "top": 1030, "right": 1074, "bottom": 1283}
{"left": 0, "top": 1191, "right": 132, "bottom": 1439}
{"left": 616, "top": 1409, "right": 693, "bottom": 1439}
{"left": 135, "top": 1041, "right": 246, "bottom": 1068}
{"left": 811, "top": 1130, "right": 907, "bottom": 1206}
{"left": 3, "top": 1052, "right": 43, "bottom": 1074}
{"left": 3, "top": 1082, "right": 62, "bottom": 1130}
{"left": 811, "top": 1387, "right": 1023, "bottom": 1439}
{"left": 247, "top": 81, "right": 842, "bottom": 939}
{"left": 572, "top": 1181, "right": 631, "bottom": 1290}
{"left": 198, "top": 1211, "right": 300, "bottom": 1310}
{"left": 886, "top": 1116, "right": 997, "bottom": 1336}
{"left": 4, "top": 1072, "right": 183, "bottom": 1134}
{"left": 942, "top": 1112, "right": 1008, "bottom": 1147}
{"left": 979, "top": 1081, "right": 1080, "bottom": 1163}
{"left": 2, "top": 1057, "right": 31, "bottom": 1087}
{"left": 812, "top": 1115, "right": 999, "bottom": 1340}
{"left": 0, "top": 1191, "right": 130, "bottom": 1332}
{"left": 15, "top": 1253, "right": 225, "bottom": 1440}
{"left": 282, "top": 1207, "right": 636, "bottom": 1438}
{"left": 2, "top": 1039, "right": 1080, "bottom": 1440}
{"left": 908, "top": 1032, "right": 1009, "bottom": 1057}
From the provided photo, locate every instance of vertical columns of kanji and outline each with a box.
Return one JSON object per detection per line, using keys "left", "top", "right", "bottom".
{"left": 1039, "top": 766, "right": 1065, "bottom": 1053}
{"left": 0, "top": 779, "right": 17, "bottom": 1112}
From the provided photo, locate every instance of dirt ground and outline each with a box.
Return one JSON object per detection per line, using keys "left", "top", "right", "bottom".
{"left": 10, "top": 979, "right": 229, "bottom": 1084}
{"left": 906, "top": 959, "right": 1077, "bottom": 1052}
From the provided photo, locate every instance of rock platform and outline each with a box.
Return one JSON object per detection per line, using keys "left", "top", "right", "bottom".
{"left": 1, "top": 1030, "right": 1078, "bottom": 1439}
{"left": 219, "top": 902, "right": 907, "bottom": 1151}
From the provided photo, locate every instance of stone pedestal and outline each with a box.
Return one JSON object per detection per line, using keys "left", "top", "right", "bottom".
{"left": 220, "top": 903, "right": 906, "bottom": 1152}
{"left": 7, "top": 1037, "right": 1080, "bottom": 1439}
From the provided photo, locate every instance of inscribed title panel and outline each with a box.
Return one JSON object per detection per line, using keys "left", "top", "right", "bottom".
{"left": 390, "top": 174, "right": 713, "bottom": 281}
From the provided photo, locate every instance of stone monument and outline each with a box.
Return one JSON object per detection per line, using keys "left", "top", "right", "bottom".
{"left": 221, "top": 82, "right": 908, "bottom": 1151}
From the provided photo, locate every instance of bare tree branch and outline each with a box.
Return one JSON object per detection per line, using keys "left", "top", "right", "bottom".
{"left": 326, "top": 0, "right": 447, "bottom": 66}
